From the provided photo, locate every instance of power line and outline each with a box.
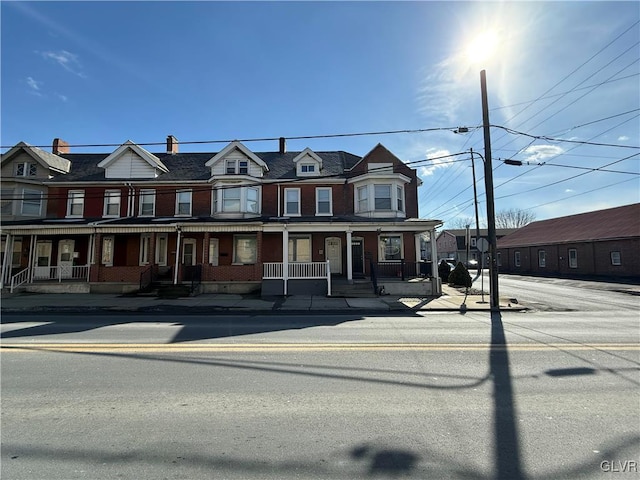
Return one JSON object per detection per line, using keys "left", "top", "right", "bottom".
{"left": 1, "top": 126, "right": 473, "bottom": 151}
{"left": 493, "top": 125, "right": 640, "bottom": 149}
{"left": 489, "top": 74, "right": 640, "bottom": 112}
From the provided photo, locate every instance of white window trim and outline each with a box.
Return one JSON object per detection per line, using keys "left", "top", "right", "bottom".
{"left": 514, "top": 251, "right": 521, "bottom": 267}
{"left": 353, "top": 180, "right": 407, "bottom": 217}
{"left": 102, "top": 236, "right": 114, "bottom": 266}
{"left": 379, "top": 234, "right": 404, "bottom": 261}
{"left": 374, "top": 184, "right": 392, "bottom": 211}
{"left": 315, "top": 187, "right": 332, "bottom": 216}
{"left": 139, "top": 234, "right": 151, "bottom": 266}
{"left": 66, "top": 190, "right": 85, "bottom": 218}
{"left": 538, "top": 250, "right": 546, "bottom": 268}
{"left": 103, "top": 190, "right": 121, "bottom": 218}
{"left": 21, "top": 189, "right": 42, "bottom": 216}
{"left": 139, "top": 189, "right": 156, "bottom": 217}
{"left": 175, "top": 190, "right": 192, "bottom": 216}
{"left": 16, "top": 162, "right": 37, "bottom": 177}
{"left": 611, "top": 251, "right": 622, "bottom": 266}
{"left": 213, "top": 186, "right": 261, "bottom": 215}
{"left": 288, "top": 235, "right": 312, "bottom": 263}
{"left": 155, "top": 234, "right": 168, "bottom": 266}
{"left": 568, "top": 249, "right": 578, "bottom": 269}
{"left": 233, "top": 234, "right": 257, "bottom": 265}
{"left": 284, "top": 188, "right": 301, "bottom": 216}
{"left": 209, "top": 238, "right": 219, "bottom": 266}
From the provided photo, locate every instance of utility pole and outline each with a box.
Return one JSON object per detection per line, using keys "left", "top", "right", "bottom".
{"left": 480, "top": 70, "right": 500, "bottom": 310}
{"left": 470, "top": 148, "right": 481, "bottom": 274}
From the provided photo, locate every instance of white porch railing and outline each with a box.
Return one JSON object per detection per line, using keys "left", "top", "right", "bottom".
{"left": 263, "top": 261, "right": 331, "bottom": 296}
{"left": 10, "top": 268, "right": 30, "bottom": 293}
{"left": 32, "top": 265, "right": 90, "bottom": 281}
{"left": 263, "top": 261, "right": 329, "bottom": 279}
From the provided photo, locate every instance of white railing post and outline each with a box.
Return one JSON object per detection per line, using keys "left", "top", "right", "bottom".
{"left": 326, "top": 260, "right": 331, "bottom": 296}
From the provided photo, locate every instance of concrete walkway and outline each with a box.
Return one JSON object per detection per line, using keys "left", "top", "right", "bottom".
{"left": 0, "top": 285, "right": 525, "bottom": 314}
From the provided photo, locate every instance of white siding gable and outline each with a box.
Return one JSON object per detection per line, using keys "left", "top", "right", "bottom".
{"left": 210, "top": 150, "right": 263, "bottom": 177}
{"left": 104, "top": 150, "right": 159, "bottom": 179}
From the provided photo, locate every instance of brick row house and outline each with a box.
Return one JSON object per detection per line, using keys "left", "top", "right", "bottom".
{"left": 1, "top": 137, "right": 442, "bottom": 296}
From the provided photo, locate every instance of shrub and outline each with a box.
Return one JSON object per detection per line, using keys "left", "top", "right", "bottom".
{"left": 438, "top": 260, "right": 451, "bottom": 282}
{"left": 448, "top": 262, "right": 472, "bottom": 288}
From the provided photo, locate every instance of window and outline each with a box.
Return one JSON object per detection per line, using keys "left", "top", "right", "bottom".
{"left": 67, "top": 190, "right": 84, "bottom": 217}
{"left": 357, "top": 186, "right": 368, "bottom": 212}
{"left": 226, "top": 159, "right": 249, "bottom": 175}
{"left": 471, "top": 238, "right": 477, "bottom": 248}
{"left": 233, "top": 235, "right": 257, "bottom": 264}
{"left": 209, "top": 238, "right": 219, "bottom": 266}
{"left": 514, "top": 251, "right": 521, "bottom": 267}
{"left": 301, "top": 164, "right": 315, "bottom": 173}
{"left": 223, "top": 188, "right": 241, "bottom": 212}
{"left": 139, "top": 234, "right": 151, "bottom": 265}
{"left": 396, "top": 186, "right": 404, "bottom": 211}
{"left": 374, "top": 185, "right": 392, "bottom": 210}
{"left": 139, "top": 190, "right": 155, "bottom": 216}
{"left": 611, "top": 251, "right": 621, "bottom": 266}
{"left": 176, "top": 190, "right": 192, "bottom": 216}
{"left": 285, "top": 188, "right": 300, "bottom": 216}
{"left": 538, "top": 250, "right": 546, "bottom": 267}
{"left": 380, "top": 235, "right": 402, "bottom": 261}
{"left": 568, "top": 249, "right": 577, "bottom": 268}
{"left": 103, "top": 190, "right": 121, "bottom": 217}
{"left": 12, "top": 239, "right": 22, "bottom": 267}
{"left": 1, "top": 189, "right": 14, "bottom": 216}
{"left": 288, "top": 236, "right": 311, "bottom": 262}
{"left": 102, "top": 236, "right": 114, "bottom": 266}
{"left": 16, "top": 162, "right": 37, "bottom": 177}
{"left": 316, "top": 188, "right": 332, "bottom": 215}
{"left": 21, "top": 189, "right": 42, "bottom": 216}
{"left": 246, "top": 187, "right": 258, "bottom": 213}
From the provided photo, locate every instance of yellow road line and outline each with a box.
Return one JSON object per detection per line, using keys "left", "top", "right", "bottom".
{"left": 1, "top": 343, "right": 638, "bottom": 353}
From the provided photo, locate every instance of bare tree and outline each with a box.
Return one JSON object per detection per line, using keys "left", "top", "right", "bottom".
{"left": 447, "top": 216, "right": 477, "bottom": 229}
{"left": 495, "top": 208, "right": 536, "bottom": 228}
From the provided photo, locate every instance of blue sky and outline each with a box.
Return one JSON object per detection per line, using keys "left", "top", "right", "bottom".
{"left": 2, "top": 1, "right": 639, "bottom": 227}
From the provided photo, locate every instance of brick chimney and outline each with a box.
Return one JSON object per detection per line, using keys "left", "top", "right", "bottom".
{"left": 166, "top": 135, "right": 178, "bottom": 154}
{"left": 52, "top": 138, "right": 70, "bottom": 155}
{"left": 279, "top": 137, "right": 286, "bottom": 154}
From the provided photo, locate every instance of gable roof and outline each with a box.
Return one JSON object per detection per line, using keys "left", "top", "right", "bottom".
{"left": 497, "top": 204, "right": 640, "bottom": 248}
{"left": 1, "top": 141, "right": 71, "bottom": 173}
{"left": 205, "top": 141, "right": 269, "bottom": 171}
{"left": 97, "top": 140, "right": 169, "bottom": 173}
{"left": 292, "top": 148, "right": 324, "bottom": 168}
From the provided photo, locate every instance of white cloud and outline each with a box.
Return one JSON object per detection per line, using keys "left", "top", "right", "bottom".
{"left": 523, "top": 144, "right": 564, "bottom": 162}
{"left": 618, "top": 135, "right": 629, "bottom": 141}
{"left": 38, "top": 50, "right": 86, "bottom": 78}
{"left": 565, "top": 189, "right": 574, "bottom": 193}
{"left": 56, "top": 93, "right": 68, "bottom": 102}
{"left": 418, "top": 148, "right": 455, "bottom": 177}
{"left": 26, "top": 76, "right": 43, "bottom": 95}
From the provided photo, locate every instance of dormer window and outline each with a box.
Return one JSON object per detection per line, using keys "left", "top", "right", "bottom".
{"left": 293, "top": 148, "right": 322, "bottom": 177}
{"left": 16, "top": 162, "right": 37, "bottom": 177}
{"left": 225, "top": 159, "right": 250, "bottom": 175}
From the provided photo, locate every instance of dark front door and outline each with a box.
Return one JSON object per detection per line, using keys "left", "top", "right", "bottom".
{"left": 352, "top": 238, "right": 364, "bottom": 278}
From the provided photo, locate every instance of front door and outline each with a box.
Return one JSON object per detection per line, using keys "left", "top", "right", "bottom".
{"left": 58, "top": 239, "right": 75, "bottom": 278}
{"left": 325, "top": 237, "right": 342, "bottom": 275}
{"left": 33, "top": 241, "right": 52, "bottom": 280}
{"left": 352, "top": 237, "right": 365, "bottom": 278}
{"left": 182, "top": 238, "right": 196, "bottom": 266}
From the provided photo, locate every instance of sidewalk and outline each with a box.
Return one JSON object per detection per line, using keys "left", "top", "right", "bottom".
{"left": 0, "top": 285, "right": 525, "bottom": 314}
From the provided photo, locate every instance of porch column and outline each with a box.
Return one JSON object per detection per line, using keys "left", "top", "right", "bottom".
{"left": 173, "top": 227, "right": 182, "bottom": 285}
{"left": 346, "top": 230, "right": 353, "bottom": 284}
{"left": 430, "top": 228, "right": 440, "bottom": 294}
{"left": 415, "top": 233, "right": 422, "bottom": 263}
{"left": 28, "top": 235, "right": 37, "bottom": 283}
{"left": 0, "top": 233, "right": 11, "bottom": 288}
{"left": 282, "top": 226, "right": 289, "bottom": 295}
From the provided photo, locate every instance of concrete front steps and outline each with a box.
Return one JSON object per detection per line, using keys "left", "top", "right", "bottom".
{"left": 331, "top": 279, "right": 377, "bottom": 298}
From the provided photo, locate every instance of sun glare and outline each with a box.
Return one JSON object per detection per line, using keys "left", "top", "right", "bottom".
{"left": 465, "top": 31, "right": 500, "bottom": 64}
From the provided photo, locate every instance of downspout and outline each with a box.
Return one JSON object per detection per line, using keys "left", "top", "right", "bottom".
{"left": 126, "top": 183, "right": 135, "bottom": 216}
{"left": 277, "top": 183, "right": 281, "bottom": 217}
{"left": 0, "top": 233, "right": 10, "bottom": 288}
{"left": 174, "top": 226, "right": 182, "bottom": 285}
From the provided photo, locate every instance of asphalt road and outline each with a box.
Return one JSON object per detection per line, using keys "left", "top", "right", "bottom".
{"left": 2, "top": 276, "right": 639, "bottom": 480}
{"left": 472, "top": 272, "right": 639, "bottom": 312}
